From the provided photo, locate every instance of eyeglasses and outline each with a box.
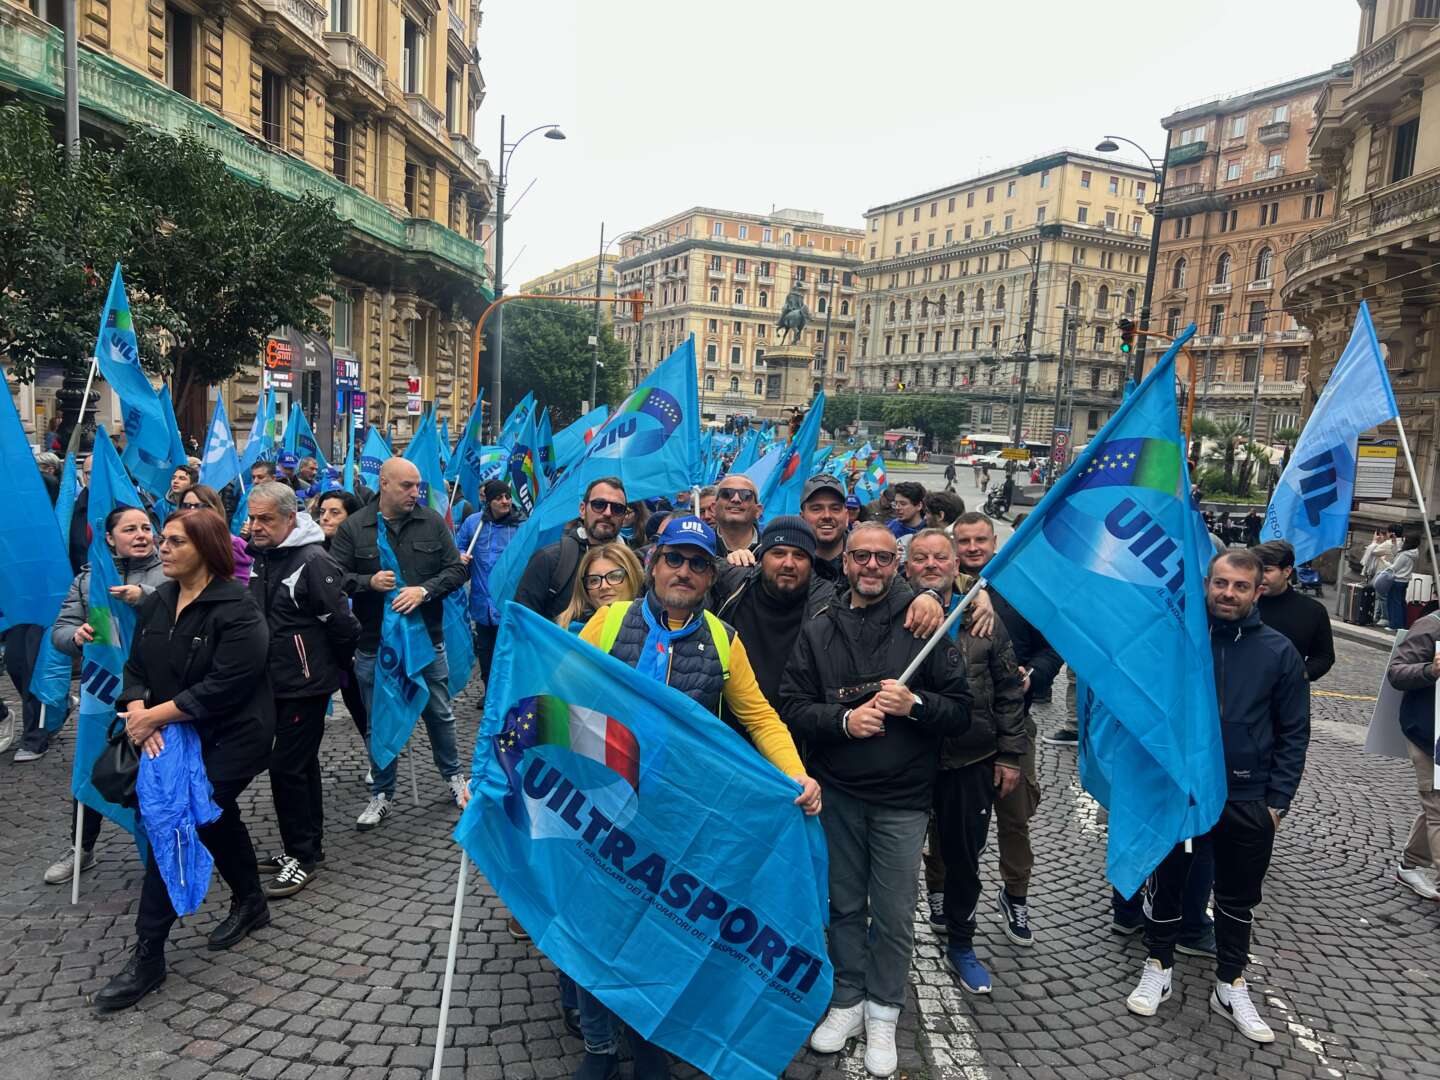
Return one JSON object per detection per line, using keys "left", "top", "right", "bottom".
{"left": 178, "top": 501, "right": 205, "bottom": 510}
{"left": 583, "top": 568, "right": 628, "bottom": 590}
{"left": 846, "top": 549, "right": 897, "bottom": 567}
{"left": 587, "top": 498, "right": 628, "bottom": 517}
{"left": 716, "top": 487, "right": 757, "bottom": 504}
{"left": 157, "top": 535, "right": 189, "bottom": 549}
{"left": 660, "top": 551, "right": 713, "bottom": 574}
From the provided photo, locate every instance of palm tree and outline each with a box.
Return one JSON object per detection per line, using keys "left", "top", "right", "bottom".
{"left": 1272, "top": 425, "right": 1301, "bottom": 472}
{"left": 1237, "top": 441, "right": 1273, "bottom": 496}
{"left": 1189, "top": 416, "right": 1219, "bottom": 469}
{"left": 1204, "top": 417, "right": 1250, "bottom": 489}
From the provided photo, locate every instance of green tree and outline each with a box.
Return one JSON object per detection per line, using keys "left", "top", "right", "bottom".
{"left": 821, "top": 392, "right": 971, "bottom": 448}
{"left": 499, "top": 300, "right": 628, "bottom": 423}
{"left": 0, "top": 103, "right": 346, "bottom": 427}
{"left": 1272, "top": 425, "right": 1301, "bottom": 472}
{"left": 1204, "top": 416, "right": 1251, "bottom": 488}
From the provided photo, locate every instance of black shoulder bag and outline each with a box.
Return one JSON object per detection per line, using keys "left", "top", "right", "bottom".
{"left": 91, "top": 714, "right": 140, "bottom": 808}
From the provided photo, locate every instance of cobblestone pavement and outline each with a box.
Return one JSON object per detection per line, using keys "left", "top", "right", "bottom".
{"left": 1, "top": 645, "right": 1436, "bottom": 1080}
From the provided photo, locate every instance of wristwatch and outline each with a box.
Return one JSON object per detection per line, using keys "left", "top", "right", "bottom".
{"left": 911, "top": 693, "right": 925, "bottom": 716}
{"left": 419, "top": 587, "right": 431, "bottom": 602}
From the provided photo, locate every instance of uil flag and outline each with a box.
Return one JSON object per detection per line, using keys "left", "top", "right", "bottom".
{"left": 553, "top": 405, "right": 608, "bottom": 470}
{"left": 730, "top": 428, "right": 762, "bottom": 473}
{"left": 980, "top": 327, "right": 1225, "bottom": 896}
{"left": 402, "top": 409, "right": 449, "bottom": 518}
{"left": 199, "top": 396, "right": 242, "bottom": 491}
{"left": 1262, "top": 301, "right": 1398, "bottom": 563}
{"left": 358, "top": 426, "right": 389, "bottom": 491}
{"left": 93, "top": 265, "right": 171, "bottom": 478}
{"left": 123, "top": 382, "right": 189, "bottom": 500}
{"left": 757, "top": 393, "right": 825, "bottom": 522}
{"left": 506, "top": 408, "right": 548, "bottom": 517}
{"left": 238, "top": 386, "right": 277, "bottom": 475}
{"left": 487, "top": 338, "right": 702, "bottom": 608}
{"left": 283, "top": 401, "right": 330, "bottom": 469}
{"left": 369, "top": 523, "right": 435, "bottom": 770}
{"left": 499, "top": 392, "right": 536, "bottom": 450}
{"left": 854, "top": 456, "right": 888, "bottom": 502}
{"left": 456, "top": 603, "right": 831, "bottom": 1080}
{"left": 536, "top": 408, "right": 556, "bottom": 481}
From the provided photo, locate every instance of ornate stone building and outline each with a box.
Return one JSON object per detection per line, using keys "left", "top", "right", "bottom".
{"left": 1, "top": 0, "right": 493, "bottom": 451}
{"left": 1151, "top": 66, "right": 1350, "bottom": 442}
{"left": 1284, "top": 0, "right": 1440, "bottom": 521}
{"left": 614, "top": 207, "right": 861, "bottom": 420}
{"left": 856, "top": 151, "right": 1154, "bottom": 447}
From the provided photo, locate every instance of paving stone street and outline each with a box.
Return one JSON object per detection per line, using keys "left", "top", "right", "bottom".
{"left": 0, "top": 632, "right": 1436, "bottom": 1080}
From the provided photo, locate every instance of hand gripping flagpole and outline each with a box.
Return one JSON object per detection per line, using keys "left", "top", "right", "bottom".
{"left": 896, "top": 577, "right": 987, "bottom": 685}
{"left": 430, "top": 850, "right": 469, "bottom": 1080}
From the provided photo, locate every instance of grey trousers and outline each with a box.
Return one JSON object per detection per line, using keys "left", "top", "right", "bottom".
{"left": 820, "top": 785, "right": 929, "bottom": 1010}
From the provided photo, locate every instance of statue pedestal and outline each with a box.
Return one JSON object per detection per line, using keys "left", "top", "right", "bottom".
{"left": 757, "top": 344, "right": 815, "bottom": 420}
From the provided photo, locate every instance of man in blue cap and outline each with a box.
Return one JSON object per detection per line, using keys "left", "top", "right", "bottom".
{"left": 276, "top": 451, "right": 301, "bottom": 490}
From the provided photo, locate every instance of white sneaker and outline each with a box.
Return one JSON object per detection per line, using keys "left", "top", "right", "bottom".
{"left": 809, "top": 1001, "right": 864, "bottom": 1053}
{"left": 447, "top": 774, "right": 469, "bottom": 808}
{"left": 44, "top": 848, "right": 95, "bottom": 885}
{"left": 1396, "top": 863, "right": 1440, "bottom": 900}
{"left": 1125, "top": 958, "right": 1172, "bottom": 1016}
{"left": 1211, "top": 977, "right": 1275, "bottom": 1043}
{"left": 862, "top": 1000, "right": 900, "bottom": 1078}
{"left": 356, "top": 793, "right": 391, "bottom": 830}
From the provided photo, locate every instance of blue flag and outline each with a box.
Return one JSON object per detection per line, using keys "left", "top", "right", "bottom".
{"left": 238, "top": 387, "right": 277, "bottom": 475}
{"left": 499, "top": 392, "right": 536, "bottom": 449}
{"left": 456, "top": 603, "right": 831, "bottom": 1080}
{"left": 756, "top": 394, "right": 825, "bottom": 522}
{"left": 505, "top": 407, "right": 548, "bottom": 518}
{"left": 123, "top": 382, "right": 188, "bottom": 499}
{"left": 283, "top": 402, "right": 330, "bottom": 469}
{"left": 93, "top": 265, "right": 172, "bottom": 481}
{"left": 369, "top": 523, "right": 435, "bottom": 770}
{"left": 536, "top": 408, "right": 556, "bottom": 481}
{"left": 54, "top": 451, "right": 79, "bottom": 543}
{"left": 438, "top": 416, "right": 453, "bottom": 473}
{"left": 199, "top": 396, "right": 242, "bottom": 491}
{"left": 1262, "top": 301, "right": 1398, "bottom": 562}
{"left": 979, "top": 327, "right": 1225, "bottom": 897}
{"left": 341, "top": 432, "right": 356, "bottom": 493}
{"left": 553, "top": 406, "right": 608, "bottom": 469}
{"left": 446, "top": 391, "right": 508, "bottom": 509}
{"left": 740, "top": 443, "right": 786, "bottom": 495}
{"left": 488, "top": 338, "right": 703, "bottom": 607}
{"left": 359, "top": 426, "right": 389, "bottom": 491}
{"left": 87, "top": 427, "right": 145, "bottom": 537}
{"left": 730, "top": 428, "right": 762, "bottom": 474}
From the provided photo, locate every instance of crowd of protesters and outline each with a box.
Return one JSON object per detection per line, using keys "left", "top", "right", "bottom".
{"left": 16, "top": 430, "right": 1402, "bottom": 1079}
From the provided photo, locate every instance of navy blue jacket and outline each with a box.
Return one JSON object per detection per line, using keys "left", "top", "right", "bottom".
{"left": 1211, "top": 607, "right": 1310, "bottom": 812}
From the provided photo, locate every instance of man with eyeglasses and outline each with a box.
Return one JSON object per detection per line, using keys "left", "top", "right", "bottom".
{"left": 515, "top": 477, "right": 627, "bottom": 621}
{"left": 782, "top": 522, "right": 971, "bottom": 1078}
{"left": 575, "top": 514, "right": 821, "bottom": 1079}
{"left": 711, "top": 475, "right": 764, "bottom": 561}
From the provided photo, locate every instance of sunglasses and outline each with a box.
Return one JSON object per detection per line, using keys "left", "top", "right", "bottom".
{"left": 847, "top": 549, "right": 897, "bottom": 567}
{"left": 660, "top": 551, "right": 713, "bottom": 574}
{"left": 587, "top": 498, "right": 628, "bottom": 517}
{"left": 178, "top": 500, "right": 205, "bottom": 510}
{"left": 583, "top": 568, "right": 628, "bottom": 590}
{"left": 716, "top": 488, "right": 757, "bottom": 503}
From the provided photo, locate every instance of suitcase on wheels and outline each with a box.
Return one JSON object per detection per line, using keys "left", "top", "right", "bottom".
{"left": 1344, "top": 582, "right": 1376, "bottom": 625}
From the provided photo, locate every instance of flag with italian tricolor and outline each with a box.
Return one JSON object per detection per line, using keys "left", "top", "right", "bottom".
{"left": 497, "top": 694, "right": 639, "bottom": 793}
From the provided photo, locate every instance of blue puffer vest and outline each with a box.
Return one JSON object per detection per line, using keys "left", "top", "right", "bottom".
{"left": 603, "top": 593, "right": 729, "bottom": 714}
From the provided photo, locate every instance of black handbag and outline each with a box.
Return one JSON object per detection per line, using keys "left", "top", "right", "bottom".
{"left": 91, "top": 714, "right": 140, "bottom": 809}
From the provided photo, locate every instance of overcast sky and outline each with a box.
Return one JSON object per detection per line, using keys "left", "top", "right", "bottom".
{"left": 479, "top": 0, "right": 1360, "bottom": 285}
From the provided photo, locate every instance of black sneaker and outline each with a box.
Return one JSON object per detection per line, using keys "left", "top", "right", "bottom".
{"left": 996, "top": 886, "right": 1033, "bottom": 946}
{"left": 926, "top": 891, "right": 946, "bottom": 929}
{"left": 256, "top": 852, "right": 287, "bottom": 873}
{"left": 1042, "top": 727, "right": 1079, "bottom": 746}
{"left": 208, "top": 894, "right": 271, "bottom": 950}
{"left": 263, "top": 856, "right": 316, "bottom": 899}
{"left": 1111, "top": 911, "right": 1145, "bottom": 936}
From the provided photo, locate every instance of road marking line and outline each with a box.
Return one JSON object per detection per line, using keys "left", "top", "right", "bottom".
{"left": 1312, "top": 689, "right": 1377, "bottom": 701}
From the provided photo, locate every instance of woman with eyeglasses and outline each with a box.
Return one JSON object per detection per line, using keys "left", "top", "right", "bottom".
{"left": 175, "top": 484, "right": 253, "bottom": 584}
{"left": 95, "top": 508, "right": 275, "bottom": 1011}
{"left": 39, "top": 505, "right": 168, "bottom": 884}
{"left": 554, "top": 543, "right": 643, "bottom": 634}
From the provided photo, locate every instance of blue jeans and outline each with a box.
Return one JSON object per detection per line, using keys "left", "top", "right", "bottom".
{"left": 1112, "top": 831, "right": 1215, "bottom": 937}
{"left": 576, "top": 987, "right": 620, "bottom": 1055}
{"left": 1388, "top": 584, "right": 1408, "bottom": 630}
{"left": 353, "top": 645, "right": 460, "bottom": 797}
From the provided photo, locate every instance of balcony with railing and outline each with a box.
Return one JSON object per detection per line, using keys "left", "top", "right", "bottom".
{"left": 256, "top": 0, "right": 327, "bottom": 45}
{"left": 1346, "top": 15, "right": 1440, "bottom": 111}
{"left": 1253, "top": 166, "right": 1283, "bottom": 181}
{"left": 448, "top": 4, "right": 468, "bottom": 44}
{"left": 1257, "top": 121, "right": 1290, "bottom": 144}
{"left": 1284, "top": 165, "right": 1440, "bottom": 281}
{"left": 324, "top": 32, "right": 385, "bottom": 96}
{"left": 448, "top": 133, "right": 492, "bottom": 187}
{"left": 405, "top": 93, "right": 447, "bottom": 141}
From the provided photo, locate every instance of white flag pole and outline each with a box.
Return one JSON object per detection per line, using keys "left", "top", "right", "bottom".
{"left": 430, "top": 851, "right": 469, "bottom": 1080}
{"left": 896, "top": 577, "right": 985, "bottom": 685}
{"left": 409, "top": 746, "right": 419, "bottom": 806}
{"left": 70, "top": 801, "right": 84, "bottom": 905}
{"left": 463, "top": 519, "right": 485, "bottom": 559}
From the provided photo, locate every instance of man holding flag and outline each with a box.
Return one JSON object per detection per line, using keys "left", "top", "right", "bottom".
{"left": 330, "top": 458, "right": 469, "bottom": 828}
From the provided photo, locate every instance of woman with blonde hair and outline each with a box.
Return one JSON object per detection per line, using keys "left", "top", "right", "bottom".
{"left": 555, "top": 542, "right": 644, "bottom": 634}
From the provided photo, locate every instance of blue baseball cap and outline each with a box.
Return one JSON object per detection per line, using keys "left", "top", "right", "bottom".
{"left": 654, "top": 515, "right": 717, "bottom": 557}
{"left": 845, "top": 494, "right": 862, "bottom": 509}
{"left": 278, "top": 451, "right": 299, "bottom": 470}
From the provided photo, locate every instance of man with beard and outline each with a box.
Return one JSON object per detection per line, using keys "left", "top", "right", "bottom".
{"left": 575, "top": 515, "right": 821, "bottom": 1080}
{"left": 711, "top": 474, "right": 764, "bottom": 560}
{"left": 799, "top": 475, "right": 848, "bottom": 583}
{"left": 782, "top": 522, "right": 971, "bottom": 1079}
{"left": 514, "top": 477, "right": 627, "bottom": 621}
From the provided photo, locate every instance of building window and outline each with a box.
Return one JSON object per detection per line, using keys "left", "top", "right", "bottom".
{"left": 261, "top": 68, "right": 285, "bottom": 145}
{"left": 1243, "top": 351, "right": 1259, "bottom": 382}
{"left": 1087, "top": 409, "right": 1100, "bottom": 430}
{"left": 1254, "top": 247, "right": 1273, "bottom": 280}
{"left": 332, "top": 291, "right": 354, "bottom": 351}
{"left": 995, "top": 285, "right": 1006, "bottom": 310}
{"left": 913, "top": 208, "right": 920, "bottom": 221}
{"left": 975, "top": 288, "right": 985, "bottom": 311}
{"left": 884, "top": 336, "right": 893, "bottom": 355}
{"left": 1283, "top": 351, "right": 1301, "bottom": 381}
{"left": 713, "top": 221, "right": 724, "bottom": 236}
{"left": 1225, "top": 161, "right": 1242, "bottom": 181}
{"left": 1166, "top": 308, "right": 1181, "bottom": 336}
{"left": 1209, "top": 304, "right": 1225, "bottom": 336}
{"left": 402, "top": 17, "right": 425, "bottom": 94}
{"left": 1247, "top": 301, "right": 1266, "bottom": 334}
{"left": 734, "top": 288, "right": 744, "bottom": 305}
{"left": 1214, "top": 252, "right": 1231, "bottom": 285}
{"left": 986, "top": 186, "right": 995, "bottom": 203}
{"left": 1107, "top": 175, "right": 1119, "bottom": 195}
{"left": 1080, "top": 170, "right": 1091, "bottom": 188}
{"left": 165, "top": 5, "right": 195, "bottom": 98}
{"left": 705, "top": 343, "right": 717, "bottom": 364}
{"left": 758, "top": 290, "right": 768, "bottom": 308}
{"left": 738, "top": 225, "right": 748, "bottom": 240}
{"left": 1094, "top": 326, "right": 1106, "bottom": 350}
{"left": 966, "top": 192, "right": 975, "bottom": 208}
{"left": 730, "top": 346, "right": 741, "bottom": 366}
{"left": 709, "top": 286, "right": 719, "bottom": 302}
{"left": 1009, "top": 179, "right": 1020, "bottom": 196}
{"left": 1124, "top": 289, "right": 1136, "bottom": 314}
{"left": 1069, "top": 280, "right": 1082, "bottom": 308}
{"left": 1096, "top": 285, "right": 1109, "bottom": 310}
{"left": 329, "top": 0, "right": 352, "bottom": 32}
{"left": 1036, "top": 206, "right": 1047, "bottom": 224}
{"left": 331, "top": 116, "right": 351, "bottom": 183}
{"left": 971, "top": 327, "right": 980, "bottom": 349}
{"left": 1076, "top": 206, "right": 1088, "bottom": 224}
{"left": 1392, "top": 118, "right": 1420, "bottom": 183}
{"left": 1230, "top": 115, "right": 1247, "bottom": 138}
{"left": 1171, "top": 257, "right": 1187, "bottom": 289}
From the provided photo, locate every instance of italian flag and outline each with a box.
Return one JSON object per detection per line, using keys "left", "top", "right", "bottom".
{"left": 533, "top": 695, "right": 640, "bottom": 791}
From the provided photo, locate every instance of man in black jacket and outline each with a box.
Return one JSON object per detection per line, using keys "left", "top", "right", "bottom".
{"left": 1125, "top": 549, "right": 1309, "bottom": 1045}
{"left": 247, "top": 482, "right": 361, "bottom": 896}
{"left": 513, "top": 476, "right": 627, "bottom": 620}
{"left": 781, "top": 522, "right": 970, "bottom": 1079}
{"left": 799, "top": 474, "right": 848, "bottom": 583}
{"left": 952, "top": 511, "right": 1058, "bottom": 945}
{"left": 330, "top": 458, "right": 469, "bottom": 830}
{"left": 1252, "top": 540, "right": 1335, "bottom": 682}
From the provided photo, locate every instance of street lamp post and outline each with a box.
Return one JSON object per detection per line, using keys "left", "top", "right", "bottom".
{"left": 1008, "top": 233, "right": 1049, "bottom": 449}
{"left": 1096, "top": 131, "right": 1171, "bottom": 385}
{"left": 588, "top": 227, "right": 641, "bottom": 410}
{"left": 490, "top": 114, "right": 565, "bottom": 433}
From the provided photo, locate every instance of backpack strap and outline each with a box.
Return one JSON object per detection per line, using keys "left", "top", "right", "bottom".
{"left": 598, "top": 600, "right": 632, "bottom": 654}
{"left": 548, "top": 533, "right": 584, "bottom": 603}
{"left": 701, "top": 611, "right": 731, "bottom": 682}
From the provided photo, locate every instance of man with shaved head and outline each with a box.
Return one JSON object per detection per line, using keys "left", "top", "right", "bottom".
{"left": 331, "top": 456, "right": 469, "bottom": 830}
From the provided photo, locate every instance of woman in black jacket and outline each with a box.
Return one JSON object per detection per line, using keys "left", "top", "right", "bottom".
{"left": 95, "top": 508, "right": 276, "bottom": 1011}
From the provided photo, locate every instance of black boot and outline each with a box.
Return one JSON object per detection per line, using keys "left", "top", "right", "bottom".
{"left": 630, "top": 1035, "right": 671, "bottom": 1080}
{"left": 207, "top": 893, "right": 271, "bottom": 951}
{"left": 572, "top": 1051, "right": 619, "bottom": 1080}
{"left": 95, "top": 938, "right": 165, "bottom": 1011}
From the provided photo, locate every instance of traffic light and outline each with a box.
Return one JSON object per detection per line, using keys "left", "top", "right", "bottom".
{"left": 896, "top": 380, "right": 907, "bottom": 391}
{"left": 629, "top": 290, "right": 645, "bottom": 323}
{"left": 1118, "top": 317, "right": 1136, "bottom": 355}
